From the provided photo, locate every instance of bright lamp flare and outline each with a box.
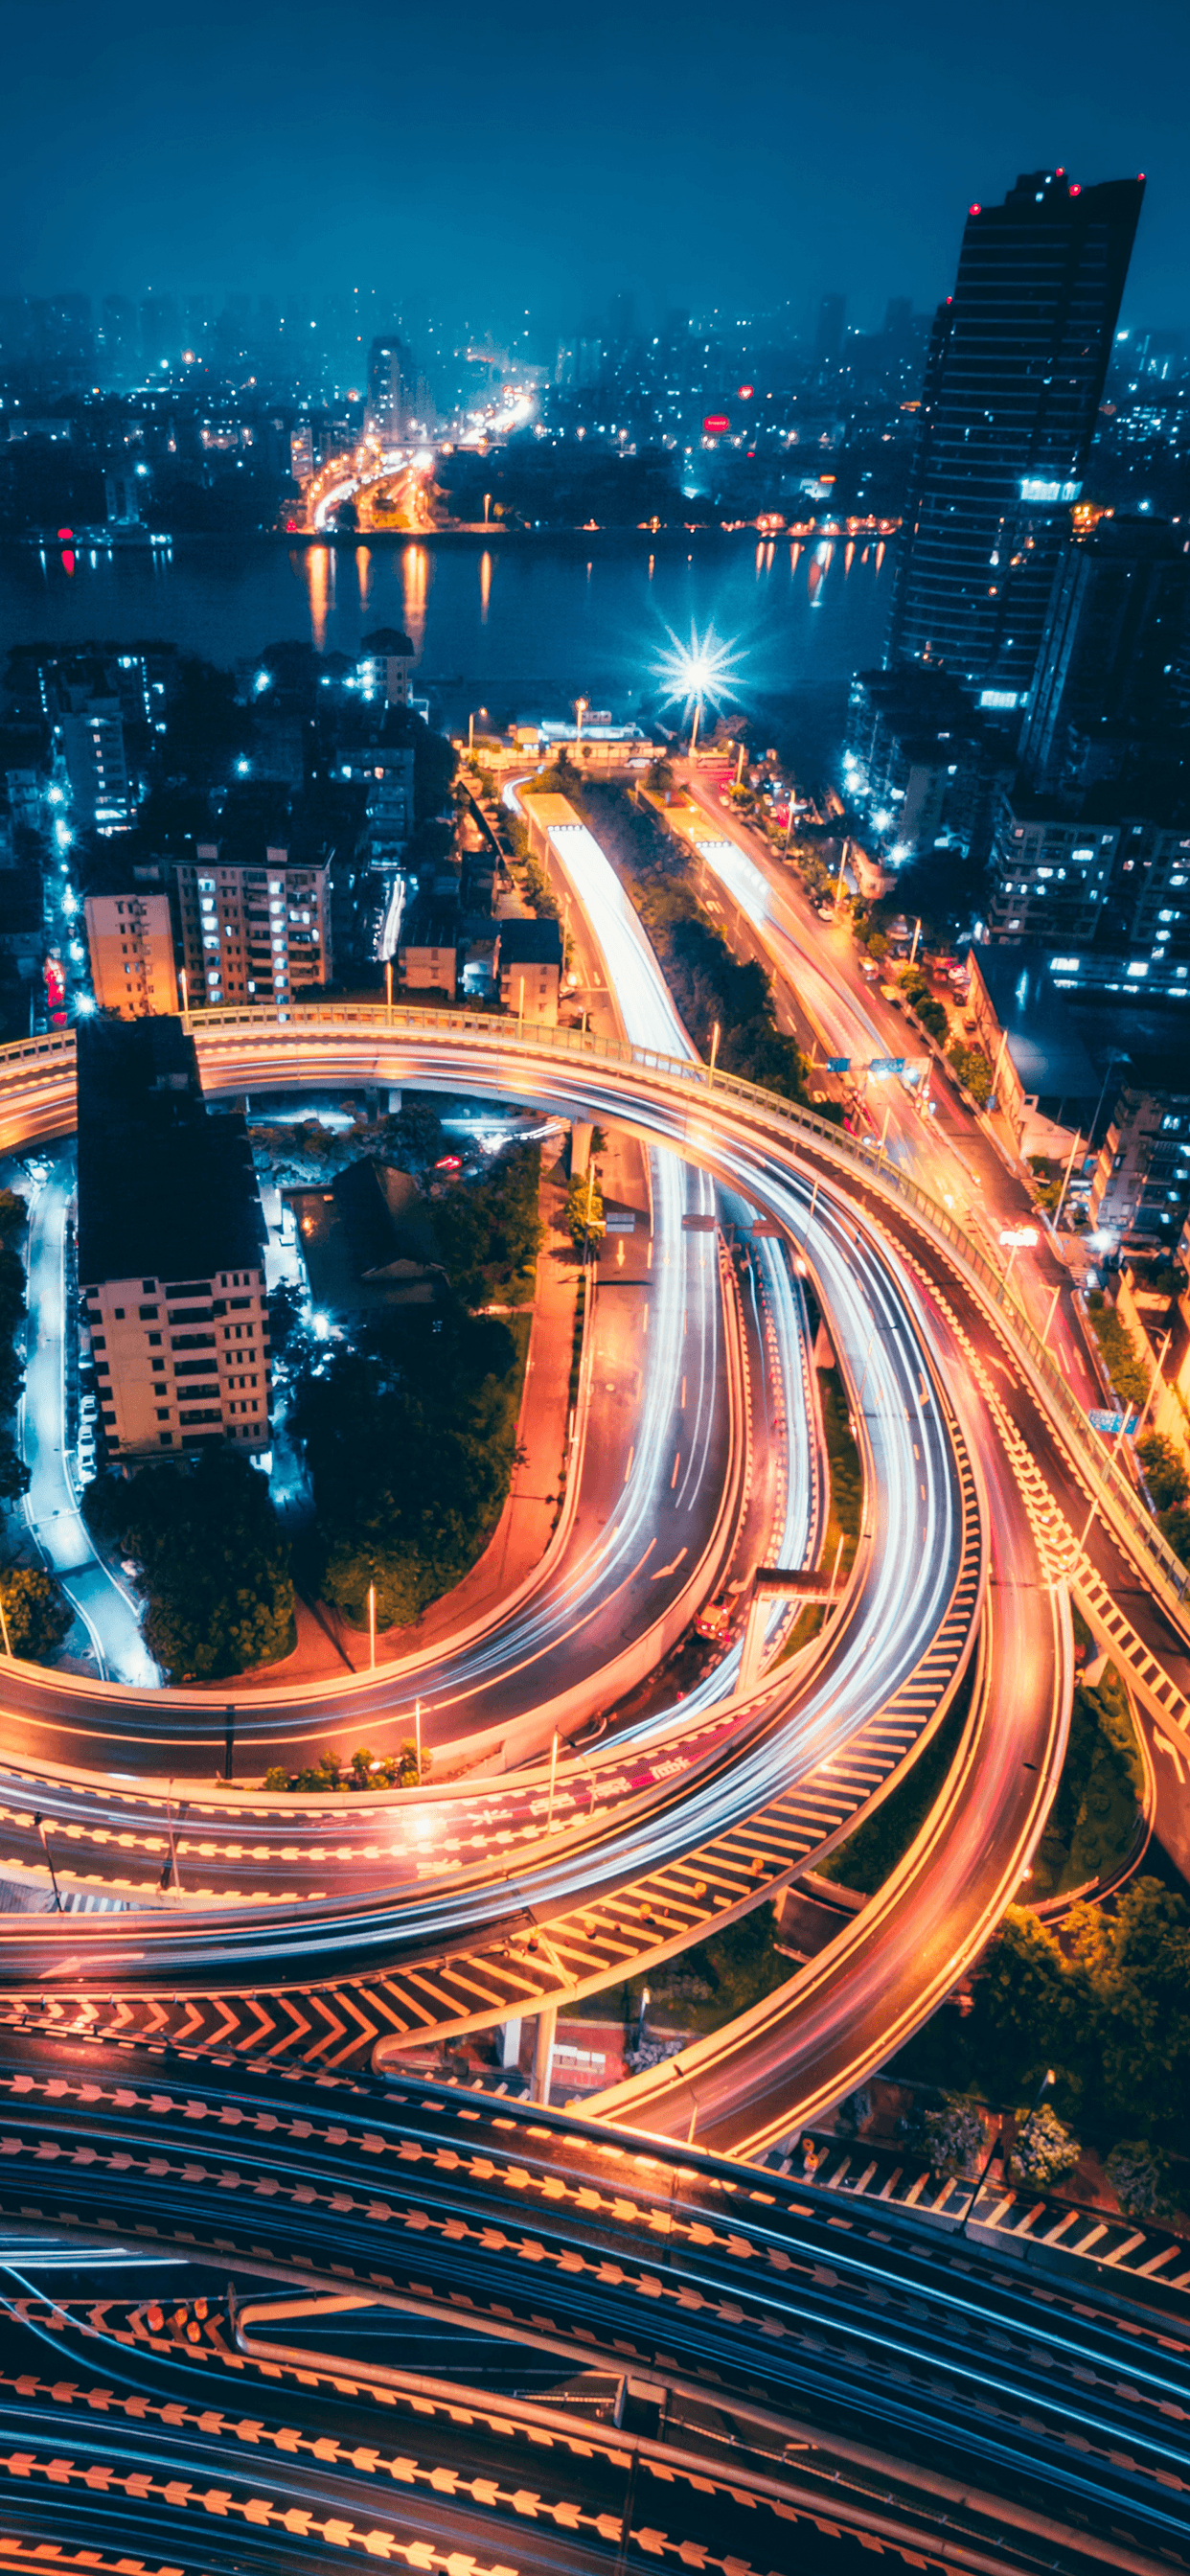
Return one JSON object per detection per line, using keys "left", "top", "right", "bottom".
{"left": 654, "top": 623, "right": 743, "bottom": 719}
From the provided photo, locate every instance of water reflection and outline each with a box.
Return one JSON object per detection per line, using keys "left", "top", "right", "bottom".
{"left": 356, "top": 545, "right": 373, "bottom": 612}
{"left": 306, "top": 544, "right": 331, "bottom": 649}
{"left": 479, "top": 549, "right": 492, "bottom": 624}
{"left": 402, "top": 542, "right": 429, "bottom": 650}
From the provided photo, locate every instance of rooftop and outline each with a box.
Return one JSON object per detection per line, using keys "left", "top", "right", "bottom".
{"left": 77, "top": 1015, "right": 266, "bottom": 1288}
{"left": 495, "top": 917, "right": 564, "bottom": 967}
{"left": 972, "top": 948, "right": 1101, "bottom": 1107}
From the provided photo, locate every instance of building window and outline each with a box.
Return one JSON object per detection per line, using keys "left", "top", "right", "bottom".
{"left": 159, "top": 1432, "right": 173, "bottom": 1446}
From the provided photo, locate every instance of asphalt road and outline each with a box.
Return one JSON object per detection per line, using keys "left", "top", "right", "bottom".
{"left": 0, "top": 2036, "right": 1184, "bottom": 2576}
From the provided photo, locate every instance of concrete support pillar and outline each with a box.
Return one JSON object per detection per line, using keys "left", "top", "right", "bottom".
{"left": 500, "top": 2016, "right": 522, "bottom": 2070}
{"left": 387, "top": 1087, "right": 402, "bottom": 1113}
{"left": 570, "top": 1121, "right": 593, "bottom": 1179}
{"left": 738, "top": 1585, "right": 767, "bottom": 1698}
{"left": 531, "top": 2004, "right": 557, "bottom": 2104}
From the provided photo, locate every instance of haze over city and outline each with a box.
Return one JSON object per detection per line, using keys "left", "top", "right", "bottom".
{"left": 3, "top": 0, "right": 1189, "bottom": 330}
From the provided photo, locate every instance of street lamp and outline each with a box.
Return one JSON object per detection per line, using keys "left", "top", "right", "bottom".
{"left": 962, "top": 2067, "right": 1055, "bottom": 2235}
{"left": 34, "top": 1813, "right": 62, "bottom": 1912}
{"left": 654, "top": 625, "right": 741, "bottom": 755}
{"left": 574, "top": 697, "right": 588, "bottom": 754}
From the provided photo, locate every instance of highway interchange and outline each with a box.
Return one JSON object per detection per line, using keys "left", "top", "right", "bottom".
{"left": 0, "top": 776, "right": 1187, "bottom": 2566}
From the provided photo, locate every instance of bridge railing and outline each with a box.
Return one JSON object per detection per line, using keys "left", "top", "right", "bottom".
{"left": 10, "top": 1000, "right": 1186, "bottom": 1615}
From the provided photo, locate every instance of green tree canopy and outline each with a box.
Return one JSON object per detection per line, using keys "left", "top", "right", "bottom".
{"left": 433, "top": 1143, "right": 542, "bottom": 1306}
{"left": 0, "top": 1567, "right": 71, "bottom": 1663}
{"left": 291, "top": 1304, "right": 524, "bottom": 1629}
{"left": 83, "top": 1448, "right": 293, "bottom": 1683}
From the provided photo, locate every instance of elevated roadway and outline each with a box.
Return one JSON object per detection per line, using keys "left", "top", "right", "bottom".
{"left": 0, "top": 2042, "right": 1185, "bottom": 2575}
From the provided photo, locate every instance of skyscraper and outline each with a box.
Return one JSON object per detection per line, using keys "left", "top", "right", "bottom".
{"left": 885, "top": 171, "right": 1144, "bottom": 704}
{"left": 1018, "top": 514, "right": 1190, "bottom": 784}
{"left": 366, "top": 333, "right": 412, "bottom": 440}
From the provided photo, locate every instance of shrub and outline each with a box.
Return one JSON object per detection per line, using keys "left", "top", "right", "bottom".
{"left": 1106, "top": 2140, "right": 1179, "bottom": 2222}
{"left": 0, "top": 1566, "right": 72, "bottom": 1664}
{"left": 947, "top": 1042, "right": 992, "bottom": 1108}
{"left": 899, "top": 2092, "right": 986, "bottom": 2176}
{"left": 1010, "top": 2103, "right": 1080, "bottom": 2187}
{"left": 1136, "top": 1431, "right": 1189, "bottom": 1512}
{"left": 1159, "top": 1501, "right": 1190, "bottom": 1561}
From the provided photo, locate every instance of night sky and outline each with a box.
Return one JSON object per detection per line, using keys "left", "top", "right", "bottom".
{"left": 6, "top": 0, "right": 1187, "bottom": 335}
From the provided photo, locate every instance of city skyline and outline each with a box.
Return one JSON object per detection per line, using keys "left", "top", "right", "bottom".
{"left": 2, "top": 0, "right": 1187, "bottom": 331}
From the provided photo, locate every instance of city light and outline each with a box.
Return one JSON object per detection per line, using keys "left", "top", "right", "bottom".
{"left": 653, "top": 624, "right": 744, "bottom": 728}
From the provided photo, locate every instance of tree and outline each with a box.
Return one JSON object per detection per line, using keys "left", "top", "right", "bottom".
{"left": 267, "top": 1281, "right": 304, "bottom": 1361}
{"left": 0, "top": 1566, "right": 71, "bottom": 1664}
{"left": 899, "top": 2093, "right": 986, "bottom": 2176}
{"left": 947, "top": 1041, "right": 992, "bottom": 1108}
{"left": 0, "top": 1438, "right": 31, "bottom": 1502}
{"left": 1136, "top": 1431, "right": 1189, "bottom": 1512}
{"left": 565, "top": 1167, "right": 605, "bottom": 1249}
{"left": 1106, "top": 2141, "right": 1179, "bottom": 2222}
{"left": 377, "top": 1099, "right": 449, "bottom": 1172}
{"left": 290, "top": 1304, "right": 523, "bottom": 1629}
{"left": 434, "top": 1144, "right": 543, "bottom": 1305}
{"left": 1159, "top": 1501, "right": 1190, "bottom": 1562}
{"left": 83, "top": 1448, "right": 293, "bottom": 1683}
{"left": 0, "top": 1189, "right": 27, "bottom": 1244}
{"left": 1010, "top": 2103, "right": 1080, "bottom": 2187}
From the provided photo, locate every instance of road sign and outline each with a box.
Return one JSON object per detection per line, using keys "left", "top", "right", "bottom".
{"left": 1089, "top": 1408, "right": 1133, "bottom": 1438}
{"left": 998, "top": 1226, "right": 1039, "bottom": 1249}
{"left": 750, "top": 1219, "right": 781, "bottom": 1237}
{"left": 605, "top": 1212, "right": 635, "bottom": 1232}
{"left": 826, "top": 1056, "right": 851, "bottom": 1072}
{"left": 868, "top": 1056, "right": 905, "bottom": 1076}
{"left": 681, "top": 1213, "right": 718, "bottom": 1232}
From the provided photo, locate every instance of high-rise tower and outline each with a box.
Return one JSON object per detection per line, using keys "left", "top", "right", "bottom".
{"left": 885, "top": 171, "right": 1144, "bottom": 704}
{"left": 366, "top": 333, "right": 412, "bottom": 440}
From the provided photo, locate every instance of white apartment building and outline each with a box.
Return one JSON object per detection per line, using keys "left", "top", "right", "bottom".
{"left": 84, "top": 892, "right": 179, "bottom": 1018}
{"left": 77, "top": 1018, "right": 272, "bottom": 1460}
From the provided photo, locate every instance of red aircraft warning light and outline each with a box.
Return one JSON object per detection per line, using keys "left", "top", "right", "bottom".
{"left": 702, "top": 414, "right": 730, "bottom": 435}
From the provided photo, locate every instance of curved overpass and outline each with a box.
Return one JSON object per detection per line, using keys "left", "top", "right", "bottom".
{"left": 0, "top": 1006, "right": 1078, "bottom": 2151}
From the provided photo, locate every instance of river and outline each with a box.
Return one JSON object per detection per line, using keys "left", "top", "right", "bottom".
{"left": 0, "top": 528, "right": 893, "bottom": 770}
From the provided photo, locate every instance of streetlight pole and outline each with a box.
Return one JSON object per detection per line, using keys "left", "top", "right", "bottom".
{"left": 1133, "top": 1326, "right": 1173, "bottom": 1443}
{"left": 708, "top": 1021, "right": 721, "bottom": 1087}
{"left": 414, "top": 1698, "right": 423, "bottom": 1782}
{"left": 34, "top": 1814, "right": 62, "bottom": 1913}
{"left": 908, "top": 915, "right": 922, "bottom": 970}
{"left": 368, "top": 1582, "right": 376, "bottom": 1671}
{"left": 1041, "top": 1280, "right": 1063, "bottom": 1348}
{"left": 689, "top": 697, "right": 702, "bottom": 758}
{"left": 163, "top": 1778, "right": 183, "bottom": 1896}
{"left": 1052, "top": 1125, "right": 1084, "bottom": 1231}
{"left": 0, "top": 1590, "right": 11, "bottom": 1659}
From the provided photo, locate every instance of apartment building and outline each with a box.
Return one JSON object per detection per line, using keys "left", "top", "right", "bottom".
{"left": 77, "top": 1017, "right": 270, "bottom": 1459}
{"left": 83, "top": 891, "right": 179, "bottom": 1017}
{"left": 172, "top": 842, "right": 332, "bottom": 1006}
{"left": 494, "top": 917, "right": 563, "bottom": 1025}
